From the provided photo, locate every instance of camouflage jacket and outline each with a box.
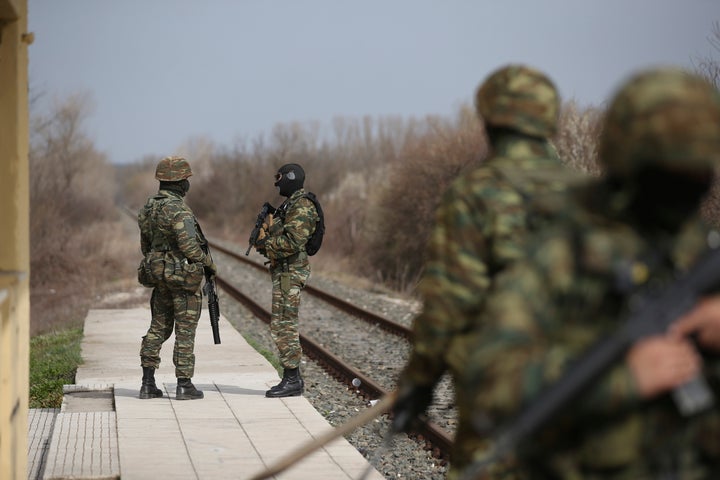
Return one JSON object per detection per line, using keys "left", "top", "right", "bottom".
{"left": 401, "top": 133, "right": 583, "bottom": 387}
{"left": 265, "top": 188, "right": 318, "bottom": 261}
{"left": 138, "top": 189, "right": 211, "bottom": 266}
{"left": 459, "top": 182, "right": 720, "bottom": 478}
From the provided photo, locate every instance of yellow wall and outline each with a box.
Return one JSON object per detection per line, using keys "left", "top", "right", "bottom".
{"left": 0, "top": 0, "right": 30, "bottom": 478}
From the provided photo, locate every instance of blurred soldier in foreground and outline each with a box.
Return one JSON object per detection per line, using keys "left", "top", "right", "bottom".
{"left": 254, "top": 163, "right": 319, "bottom": 398}
{"left": 460, "top": 69, "right": 720, "bottom": 479}
{"left": 390, "top": 64, "right": 583, "bottom": 476}
{"left": 136, "top": 156, "right": 217, "bottom": 400}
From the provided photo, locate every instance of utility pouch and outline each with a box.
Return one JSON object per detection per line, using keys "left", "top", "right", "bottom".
{"left": 137, "top": 257, "right": 156, "bottom": 288}
{"left": 147, "top": 251, "right": 166, "bottom": 282}
{"left": 163, "top": 251, "right": 204, "bottom": 292}
{"left": 280, "top": 271, "right": 291, "bottom": 293}
{"left": 137, "top": 251, "right": 167, "bottom": 288}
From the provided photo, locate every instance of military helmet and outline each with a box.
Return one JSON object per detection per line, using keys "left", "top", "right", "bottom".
{"left": 155, "top": 156, "right": 193, "bottom": 181}
{"left": 599, "top": 68, "right": 720, "bottom": 177}
{"left": 475, "top": 64, "right": 560, "bottom": 138}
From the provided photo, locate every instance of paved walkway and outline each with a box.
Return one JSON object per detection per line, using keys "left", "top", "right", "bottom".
{"left": 31, "top": 308, "right": 383, "bottom": 480}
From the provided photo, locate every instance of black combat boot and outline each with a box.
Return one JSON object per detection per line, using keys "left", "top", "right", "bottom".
{"left": 265, "top": 368, "right": 303, "bottom": 398}
{"left": 176, "top": 378, "right": 204, "bottom": 400}
{"left": 267, "top": 368, "right": 291, "bottom": 393}
{"left": 139, "top": 367, "right": 163, "bottom": 399}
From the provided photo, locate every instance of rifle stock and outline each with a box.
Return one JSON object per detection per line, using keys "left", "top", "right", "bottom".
{"left": 459, "top": 246, "right": 720, "bottom": 480}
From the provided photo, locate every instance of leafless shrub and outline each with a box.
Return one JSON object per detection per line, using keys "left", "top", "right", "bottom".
{"left": 29, "top": 93, "right": 129, "bottom": 334}
{"left": 358, "top": 107, "right": 487, "bottom": 291}
{"left": 114, "top": 156, "right": 158, "bottom": 210}
{"left": 694, "top": 21, "right": 720, "bottom": 89}
{"left": 554, "top": 100, "right": 603, "bottom": 176}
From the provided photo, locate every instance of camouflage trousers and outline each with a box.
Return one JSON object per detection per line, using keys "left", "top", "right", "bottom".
{"left": 446, "top": 374, "right": 523, "bottom": 480}
{"left": 140, "top": 283, "right": 202, "bottom": 378}
{"left": 270, "top": 256, "right": 310, "bottom": 369}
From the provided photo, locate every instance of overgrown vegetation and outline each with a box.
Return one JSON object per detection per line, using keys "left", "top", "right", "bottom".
{"left": 29, "top": 328, "right": 83, "bottom": 408}
{"left": 29, "top": 93, "right": 138, "bottom": 335}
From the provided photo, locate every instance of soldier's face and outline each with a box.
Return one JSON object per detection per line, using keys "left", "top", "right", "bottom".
{"left": 274, "top": 170, "right": 296, "bottom": 197}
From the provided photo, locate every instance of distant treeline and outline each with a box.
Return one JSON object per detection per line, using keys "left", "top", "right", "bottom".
{"left": 117, "top": 101, "right": 604, "bottom": 292}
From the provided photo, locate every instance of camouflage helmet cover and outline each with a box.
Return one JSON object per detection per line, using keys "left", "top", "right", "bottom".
{"left": 475, "top": 64, "right": 560, "bottom": 138}
{"left": 599, "top": 68, "right": 720, "bottom": 177}
{"left": 155, "top": 156, "right": 193, "bottom": 181}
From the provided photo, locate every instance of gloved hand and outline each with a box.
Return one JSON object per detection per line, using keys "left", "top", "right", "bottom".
{"left": 262, "top": 213, "right": 274, "bottom": 231}
{"left": 254, "top": 228, "right": 268, "bottom": 256}
{"left": 390, "top": 381, "right": 434, "bottom": 433}
{"left": 255, "top": 226, "right": 267, "bottom": 245}
{"left": 204, "top": 260, "right": 217, "bottom": 277}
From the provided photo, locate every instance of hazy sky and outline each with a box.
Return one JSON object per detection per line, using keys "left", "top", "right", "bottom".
{"left": 29, "top": 0, "right": 719, "bottom": 165}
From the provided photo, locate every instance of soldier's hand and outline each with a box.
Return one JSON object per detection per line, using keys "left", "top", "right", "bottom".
{"left": 262, "top": 214, "right": 274, "bottom": 231}
{"left": 255, "top": 227, "right": 267, "bottom": 250}
{"left": 390, "top": 381, "right": 434, "bottom": 433}
{"left": 254, "top": 230, "right": 268, "bottom": 256}
{"left": 626, "top": 335, "right": 701, "bottom": 399}
{"left": 672, "top": 295, "right": 720, "bottom": 352}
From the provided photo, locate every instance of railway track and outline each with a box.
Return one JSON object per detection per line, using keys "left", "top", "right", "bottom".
{"left": 210, "top": 241, "right": 453, "bottom": 460}
{"left": 209, "top": 241, "right": 413, "bottom": 340}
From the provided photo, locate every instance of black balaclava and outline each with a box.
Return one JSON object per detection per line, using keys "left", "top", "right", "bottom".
{"left": 160, "top": 179, "right": 190, "bottom": 197}
{"left": 625, "top": 166, "right": 713, "bottom": 233}
{"left": 275, "top": 163, "right": 305, "bottom": 197}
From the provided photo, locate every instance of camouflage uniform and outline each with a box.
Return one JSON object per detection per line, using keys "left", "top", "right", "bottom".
{"left": 459, "top": 70, "right": 720, "bottom": 479}
{"left": 264, "top": 188, "right": 318, "bottom": 370}
{"left": 138, "top": 157, "right": 214, "bottom": 382}
{"left": 392, "top": 65, "right": 583, "bottom": 476}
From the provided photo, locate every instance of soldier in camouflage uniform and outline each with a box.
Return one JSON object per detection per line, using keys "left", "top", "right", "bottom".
{"left": 458, "top": 69, "right": 720, "bottom": 479}
{"left": 390, "top": 64, "right": 584, "bottom": 476}
{"left": 255, "top": 163, "right": 319, "bottom": 398}
{"left": 137, "top": 156, "right": 216, "bottom": 401}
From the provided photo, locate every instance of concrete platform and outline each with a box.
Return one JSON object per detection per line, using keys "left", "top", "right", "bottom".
{"left": 27, "top": 408, "right": 59, "bottom": 480}
{"left": 34, "top": 308, "right": 383, "bottom": 480}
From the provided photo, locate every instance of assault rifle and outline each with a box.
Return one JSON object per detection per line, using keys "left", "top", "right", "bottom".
{"left": 459, "top": 246, "right": 720, "bottom": 480}
{"left": 199, "top": 238, "right": 221, "bottom": 345}
{"left": 245, "top": 202, "right": 275, "bottom": 255}
{"left": 203, "top": 267, "right": 221, "bottom": 345}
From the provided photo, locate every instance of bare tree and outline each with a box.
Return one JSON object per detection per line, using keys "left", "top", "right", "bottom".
{"left": 695, "top": 21, "right": 720, "bottom": 89}
{"left": 29, "top": 92, "right": 117, "bottom": 285}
